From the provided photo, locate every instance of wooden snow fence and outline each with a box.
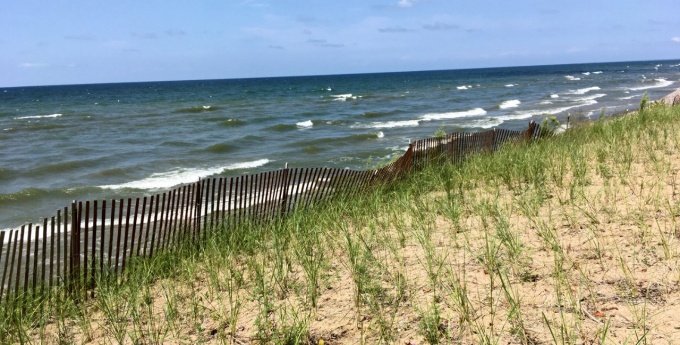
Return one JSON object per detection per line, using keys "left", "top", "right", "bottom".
{"left": 0, "top": 121, "right": 540, "bottom": 305}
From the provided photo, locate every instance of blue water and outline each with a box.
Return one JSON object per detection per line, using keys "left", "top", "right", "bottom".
{"left": 1, "top": 60, "right": 679, "bottom": 230}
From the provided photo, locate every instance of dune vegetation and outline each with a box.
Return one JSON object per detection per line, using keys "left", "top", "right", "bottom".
{"left": 4, "top": 100, "right": 680, "bottom": 344}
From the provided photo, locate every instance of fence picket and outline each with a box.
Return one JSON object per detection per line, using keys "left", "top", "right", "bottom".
{"left": 32, "top": 225, "right": 40, "bottom": 295}
{"left": 143, "top": 196, "right": 154, "bottom": 257}
{"left": 149, "top": 195, "right": 160, "bottom": 257}
{"left": 91, "top": 201, "right": 97, "bottom": 293}
{"left": 82, "top": 202, "right": 89, "bottom": 296}
{"left": 0, "top": 230, "right": 10, "bottom": 298}
{"left": 128, "top": 198, "right": 140, "bottom": 269}
{"left": 7, "top": 230, "right": 19, "bottom": 303}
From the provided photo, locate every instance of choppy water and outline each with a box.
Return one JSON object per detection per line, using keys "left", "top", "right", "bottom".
{"left": 2, "top": 59, "right": 679, "bottom": 230}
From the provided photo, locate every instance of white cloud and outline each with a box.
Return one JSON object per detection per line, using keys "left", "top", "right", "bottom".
{"left": 423, "top": 22, "right": 459, "bottom": 31}
{"left": 397, "top": 0, "right": 413, "bottom": 8}
{"left": 166, "top": 29, "right": 186, "bottom": 36}
{"left": 672, "top": 37, "right": 680, "bottom": 43}
{"left": 379, "top": 26, "right": 415, "bottom": 33}
{"left": 19, "top": 62, "right": 47, "bottom": 68}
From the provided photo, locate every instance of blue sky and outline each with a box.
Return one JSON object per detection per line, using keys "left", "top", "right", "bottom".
{"left": 2, "top": 0, "right": 679, "bottom": 87}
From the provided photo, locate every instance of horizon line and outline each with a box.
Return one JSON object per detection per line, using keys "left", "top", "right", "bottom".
{"left": 3, "top": 57, "right": 679, "bottom": 89}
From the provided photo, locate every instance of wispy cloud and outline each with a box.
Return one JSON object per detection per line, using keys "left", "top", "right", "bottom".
{"left": 397, "top": 0, "right": 413, "bottom": 8}
{"left": 240, "top": 0, "right": 267, "bottom": 7}
{"left": 672, "top": 37, "right": 680, "bottom": 43}
{"left": 268, "top": 45, "right": 284, "bottom": 49}
{"left": 19, "top": 62, "right": 48, "bottom": 68}
{"left": 306, "top": 39, "right": 344, "bottom": 48}
{"left": 64, "top": 34, "right": 96, "bottom": 41}
{"left": 166, "top": 29, "right": 186, "bottom": 36}
{"left": 423, "top": 22, "right": 459, "bottom": 31}
{"left": 378, "top": 26, "right": 415, "bottom": 33}
{"left": 296, "top": 16, "right": 317, "bottom": 24}
{"left": 132, "top": 32, "right": 158, "bottom": 39}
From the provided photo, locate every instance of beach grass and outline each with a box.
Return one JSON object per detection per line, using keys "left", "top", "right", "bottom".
{"left": 4, "top": 101, "right": 680, "bottom": 344}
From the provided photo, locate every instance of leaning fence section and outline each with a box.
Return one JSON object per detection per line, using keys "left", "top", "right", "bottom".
{"left": 0, "top": 122, "right": 541, "bottom": 304}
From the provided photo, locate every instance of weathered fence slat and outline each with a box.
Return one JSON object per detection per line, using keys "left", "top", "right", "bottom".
{"left": 128, "top": 198, "right": 140, "bottom": 272}
{"left": 41, "top": 219, "right": 47, "bottom": 297}
{"left": 114, "top": 199, "right": 124, "bottom": 275}
{"left": 15, "top": 225, "right": 25, "bottom": 298}
{"left": 121, "top": 199, "right": 132, "bottom": 273}
{"left": 6, "top": 230, "right": 19, "bottom": 303}
{"left": 49, "top": 218, "right": 55, "bottom": 291}
{"left": 143, "top": 196, "right": 154, "bottom": 257}
{"left": 0, "top": 230, "right": 10, "bottom": 298}
{"left": 32, "top": 225, "right": 39, "bottom": 295}
{"left": 149, "top": 195, "right": 160, "bottom": 257}
{"left": 91, "top": 201, "right": 97, "bottom": 293}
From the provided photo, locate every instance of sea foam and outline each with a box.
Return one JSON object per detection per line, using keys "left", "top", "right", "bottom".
{"left": 497, "top": 113, "right": 535, "bottom": 121}
{"left": 499, "top": 100, "right": 521, "bottom": 109}
{"left": 569, "top": 86, "right": 601, "bottom": 95}
{"left": 296, "top": 120, "right": 313, "bottom": 128}
{"left": 331, "top": 94, "right": 360, "bottom": 101}
{"left": 630, "top": 78, "right": 675, "bottom": 91}
{"left": 572, "top": 94, "right": 606, "bottom": 103}
{"left": 421, "top": 108, "right": 486, "bottom": 121}
{"left": 354, "top": 120, "right": 420, "bottom": 129}
{"left": 99, "top": 159, "right": 270, "bottom": 190}
{"left": 14, "top": 113, "right": 62, "bottom": 120}
{"left": 459, "top": 118, "right": 504, "bottom": 129}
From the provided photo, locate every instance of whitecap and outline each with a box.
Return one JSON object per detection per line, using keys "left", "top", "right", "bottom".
{"left": 456, "top": 85, "right": 468, "bottom": 90}
{"left": 572, "top": 93, "right": 606, "bottom": 103}
{"left": 505, "top": 84, "right": 516, "bottom": 87}
{"left": 506, "top": 102, "right": 592, "bottom": 118}
{"left": 550, "top": 94, "right": 559, "bottom": 98}
{"left": 459, "top": 118, "right": 504, "bottom": 129}
{"left": 499, "top": 100, "right": 521, "bottom": 109}
{"left": 421, "top": 108, "right": 487, "bottom": 121}
{"left": 202, "top": 105, "right": 211, "bottom": 110}
{"left": 497, "top": 113, "right": 535, "bottom": 121}
{"left": 331, "top": 94, "right": 355, "bottom": 101}
{"left": 565, "top": 75, "right": 581, "bottom": 81}
{"left": 629, "top": 78, "right": 675, "bottom": 91}
{"left": 619, "top": 95, "right": 639, "bottom": 100}
{"left": 569, "top": 86, "right": 601, "bottom": 95}
{"left": 593, "top": 71, "right": 603, "bottom": 74}
{"left": 540, "top": 101, "right": 553, "bottom": 105}
{"left": 99, "top": 159, "right": 270, "bottom": 190}
{"left": 377, "top": 131, "right": 385, "bottom": 138}
{"left": 225, "top": 159, "right": 270, "bottom": 170}
{"left": 14, "top": 113, "right": 62, "bottom": 120}
{"left": 296, "top": 120, "right": 313, "bottom": 128}
{"left": 582, "top": 72, "right": 591, "bottom": 76}
{"left": 352, "top": 120, "right": 420, "bottom": 129}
